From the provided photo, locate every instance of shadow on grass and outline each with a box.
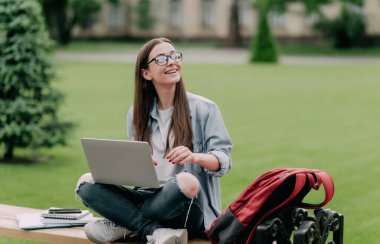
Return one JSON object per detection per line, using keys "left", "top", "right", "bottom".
{"left": 0, "top": 156, "right": 53, "bottom": 164}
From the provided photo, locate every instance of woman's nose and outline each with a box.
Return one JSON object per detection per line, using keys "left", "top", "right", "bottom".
{"left": 166, "top": 57, "right": 175, "bottom": 65}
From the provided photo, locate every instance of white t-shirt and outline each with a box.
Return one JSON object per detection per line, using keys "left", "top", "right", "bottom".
{"left": 151, "top": 107, "right": 184, "bottom": 184}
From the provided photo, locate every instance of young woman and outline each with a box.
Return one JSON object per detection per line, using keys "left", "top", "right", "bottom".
{"left": 75, "top": 38, "right": 232, "bottom": 244}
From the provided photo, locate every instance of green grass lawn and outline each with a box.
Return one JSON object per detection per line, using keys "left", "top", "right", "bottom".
{"left": 278, "top": 42, "right": 380, "bottom": 56}
{"left": 1, "top": 60, "right": 380, "bottom": 243}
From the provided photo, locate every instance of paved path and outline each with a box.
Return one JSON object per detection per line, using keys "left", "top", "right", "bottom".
{"left": 55, "top": 47, "right": 380, "bottom": 65}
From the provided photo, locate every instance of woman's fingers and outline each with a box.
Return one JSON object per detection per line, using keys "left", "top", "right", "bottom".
{"left": 167, "top": 146, "right": 193, "bottom": 165}
{"left": 152, "top": 156, "right": 158, "bottom": 166}
{"left": 153, "top": 159, "right": 158, "bottom": 166}
{"left": 167, "top": 146, "right": 186, "bottom": 160}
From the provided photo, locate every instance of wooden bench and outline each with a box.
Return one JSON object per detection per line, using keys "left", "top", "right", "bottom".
{"left": 0, "top": 204, "right": 210, "bottom": 244}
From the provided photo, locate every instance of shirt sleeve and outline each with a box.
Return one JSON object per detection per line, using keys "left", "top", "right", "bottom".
{"left": 203, "top": 103, "right": 232, "bottom": 177}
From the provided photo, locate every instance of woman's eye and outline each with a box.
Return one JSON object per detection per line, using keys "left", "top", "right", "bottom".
{"left": 172, "top": 54, "right": 180, "bottom": 60}
{"left": 156, "top": 56, "right": 167, "bottom": 63}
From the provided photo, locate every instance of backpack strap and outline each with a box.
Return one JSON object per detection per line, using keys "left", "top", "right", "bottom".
{"left": 301, "top": 171, "right": 335, "bottom": 209}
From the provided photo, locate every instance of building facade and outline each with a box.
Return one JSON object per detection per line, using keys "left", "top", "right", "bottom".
{"left": 72, "top": 0, "right": 380, "bottom": 40}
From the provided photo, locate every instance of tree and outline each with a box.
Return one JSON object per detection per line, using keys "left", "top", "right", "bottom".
{"left": 250, "top": 3, "right": 278, "bottom": 62}
{"left": 226, "top": 0, "right": 243, "bottom": 47}
{"left": 0, "top": 0, "right": 73, "bottom": 161}
{"left": 249, "top": 0, "right": 332, "bottom": 63}
{"left": 314, "top": 1, "right": 365, "bottom": 48}
{"left": 40, "top": 0, "right": 101, "bottom": 45}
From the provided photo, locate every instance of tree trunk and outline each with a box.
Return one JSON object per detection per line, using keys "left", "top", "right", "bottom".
{"left": 4, "top": 141, "right": 14, "bottom": 160}
{"left": 226, "top": 0, "right": 242, "bottom": 47}
{"left": 41, "top": 0, "right": 70, "bottom": 45}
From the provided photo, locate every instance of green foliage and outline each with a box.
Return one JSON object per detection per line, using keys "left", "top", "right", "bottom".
{"left": 250, "top": 9, "right": 278, "bottom": 63}
{"left": 314, "top": 2, "right": 366, "bottom": 49}
{"left": 136, "top": 0, "right": 153, "bottom": 30}
{"left": 249, "top": 0, "right": 365, "bottom": 62}
{"left": 344, "top": 0, "right": 364, "bottom": 7}
{"left": 40, "top": 0, "right": 101, "bottom": 44}
{"left": 70, "top": 0, "right": 101, "bottom": 28}
{"left": 255, "top": 0, "right": 333, "bottom": 15}
{"left": 0, "top": 0, "right": 73, "bottom": 160}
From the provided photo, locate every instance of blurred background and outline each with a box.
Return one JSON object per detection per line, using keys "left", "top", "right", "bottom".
{"left": 44, "top": 0, "right": 380, "bottom": 49}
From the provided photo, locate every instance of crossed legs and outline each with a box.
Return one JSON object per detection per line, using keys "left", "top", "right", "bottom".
{"left": 75, "top": 172, "right": 204, "bottom": 238}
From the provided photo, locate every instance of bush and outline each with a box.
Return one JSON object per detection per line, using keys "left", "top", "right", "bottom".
{"left": 0, "top": 0, "right": 73, "bottom": 160}
{"left": 314, "top": 3, "right": 366, "bottom": 49}
{"left": 250, "top": 9, "right": 278, "bottom": 63}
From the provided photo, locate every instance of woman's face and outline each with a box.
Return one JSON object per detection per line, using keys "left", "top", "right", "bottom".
{"left": 141, "top": 42, "right": 182, "bottom": 88}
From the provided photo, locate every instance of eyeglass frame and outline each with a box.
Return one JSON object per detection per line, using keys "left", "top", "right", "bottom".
{"left": 145, "top": 51, "right": 183, "bottom": 67}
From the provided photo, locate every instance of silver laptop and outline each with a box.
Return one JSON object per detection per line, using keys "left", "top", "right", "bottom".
{"left": 81, "top": 138, "right": 160, "bottom": 188}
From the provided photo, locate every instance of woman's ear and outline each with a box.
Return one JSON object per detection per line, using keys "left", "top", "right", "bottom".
{"left": 141, "top": 69, "right": 152, "bottom": 81}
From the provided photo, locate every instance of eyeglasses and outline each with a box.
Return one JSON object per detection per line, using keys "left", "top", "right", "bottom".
{"left": 146, "top": 52, "right": 183, "bottom": 67}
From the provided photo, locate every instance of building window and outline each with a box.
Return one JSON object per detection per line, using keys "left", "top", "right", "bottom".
{"left": 108, "top": 3, "right": 123, "bottom": 29}
{"left": 202, "top": 0, "right": 215, "bottom": 28}
{"left": 169, "top": 0, "right": 182, "bottom": 28}
{"left": 269, "top": 12, "right": 285, "bottom": 28}
{"left": 305, "top": 13, "right": 318, "bottom": 28}
{"left": 238, "top": 0, "right": 252, "bottom": 28}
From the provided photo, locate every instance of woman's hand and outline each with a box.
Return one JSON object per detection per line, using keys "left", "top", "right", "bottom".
{"left": 167, "top": 146, "right": 220, "bottom": 171}
{"left": 166, "top": 146, "right": 197, "bottom": 166}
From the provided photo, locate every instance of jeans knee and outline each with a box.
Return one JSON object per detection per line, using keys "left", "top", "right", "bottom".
{"left": 176, "top": 172, "right": 200, "bottom": 199}
{"left": 75, "top": 172, "right": 94, "bottom": 193}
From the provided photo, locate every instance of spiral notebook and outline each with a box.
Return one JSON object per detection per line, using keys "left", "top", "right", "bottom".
{"left": 41, "top": 213, "right": 94, "bottom": 224}
{"left": 40, "top": 210, "right": 90, "bottom": 220}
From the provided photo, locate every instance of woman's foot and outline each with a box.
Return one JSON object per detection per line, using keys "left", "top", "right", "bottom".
{"left": 84, "top": 219, "right": 133, "bottom": 244}
{"left": 146, "top": 228, "right": 188, "bottom": 244}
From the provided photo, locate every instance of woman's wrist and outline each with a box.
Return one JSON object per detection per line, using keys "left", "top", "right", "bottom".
{"left": 193, "top": 153, "right": 220, "bottom": 171}
{"left": 193, "top": 153, "right": 201, "bottom": 164}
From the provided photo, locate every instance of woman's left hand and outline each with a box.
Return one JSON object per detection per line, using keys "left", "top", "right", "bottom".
{"left": 166, "top": 146, "right": 197, "bottom": 166}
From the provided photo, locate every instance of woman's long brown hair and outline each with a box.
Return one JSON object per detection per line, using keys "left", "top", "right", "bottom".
{"left": 133, "top": 38, "right": 193, "bottom": 153}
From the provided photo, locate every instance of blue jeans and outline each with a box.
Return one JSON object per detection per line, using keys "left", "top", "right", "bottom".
{"left": 76, "top": 176, "right": 205, "bottom": 238}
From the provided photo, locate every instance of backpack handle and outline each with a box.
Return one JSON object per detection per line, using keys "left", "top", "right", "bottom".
{"left": 301, "top": 171, "right": 335, "bottom": 209}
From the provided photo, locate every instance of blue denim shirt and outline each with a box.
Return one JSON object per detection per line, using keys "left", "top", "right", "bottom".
{"left": 127, "top": 92, "right": 233, "bottom": 229}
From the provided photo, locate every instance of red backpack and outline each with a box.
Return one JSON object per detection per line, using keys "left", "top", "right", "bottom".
{"left": 206, "top": 168, "right": 334, "bottom": 244}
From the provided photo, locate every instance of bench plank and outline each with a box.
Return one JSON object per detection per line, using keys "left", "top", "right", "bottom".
{"left": 0, "top": 204, "right": 93, "bottom": 244}
{"left": 0, "top": 204, "right": 209, "bottom": 243}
